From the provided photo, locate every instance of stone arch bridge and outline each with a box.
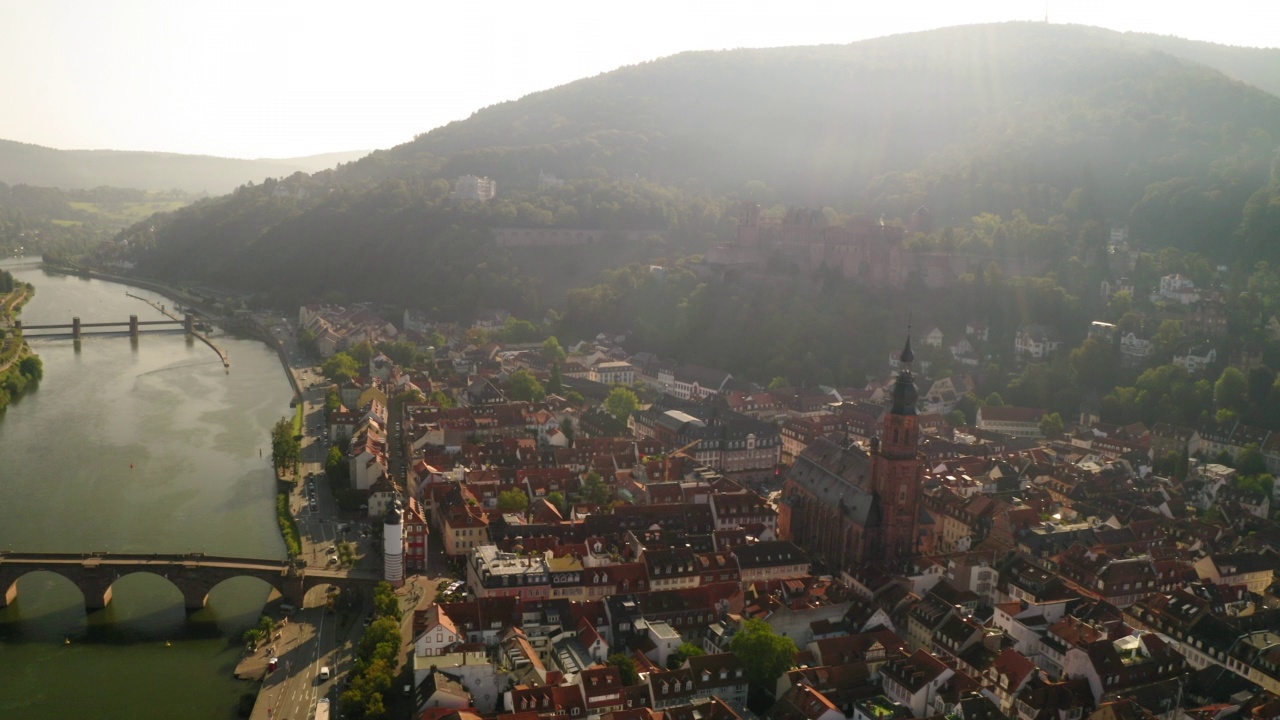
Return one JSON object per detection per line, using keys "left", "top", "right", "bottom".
{"left": 0, "top": 552, "right": 379, "bottom": 612}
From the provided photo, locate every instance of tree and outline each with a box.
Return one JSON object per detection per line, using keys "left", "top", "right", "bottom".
{"left": 1152, "top": 319, "right": 1185, "bottom": 358}
{"left": 498, "top": 489, "right": 530, "bottom": 513}
{"left": 1105, "top": 290, "right": 1133, "bottom": 322}
{"left": 608, "top": 653, "right": 639, "bottom": 686}
{"left": 326, "top": 444, "right": 349, "bottom": 484}
{"left": 378, "top": 340, "right": 421, "bottom": 368}
{"left": 561, "top": 417, "right": 575, "bottom": 448}
{"left": 270, "top": 417, "right": 301, "bottom": 475}
{"left": 395, "top": 388, "right": 426, "bottom": 405}
{"left": 1039, "top": 412, "right": 1064, "bottom": 439}
{"left": 297, "top": 326, "right": 319, "bottom": 356}
{"left": 1236, "top": 472, "right": 1273, "bottom": 496}
{"left": 578, "top": 471, "right": 612, "bottom": 505}
{"left": 548, "top": 360, "right": 564, "bottom": 394}
{"left": 1152, "top": 450, "right": 1180, "bottom": 475}
{"left": 495, "top": 317, "right": 540, "bottom": 343}
{"left": 18, "top": 355, "right": 42, "bottom": 381}
{"left": 542, "top": 336, "right": 567, "bottom": 364}
{"left": 547, "top": 491, "right": 568, "bottom": 516}
{"left": 767, "top": 376, "right": 790, "bottom": 391}
{"left": 1069, "top": 338, "right": 1114, "bottom": 391}
{"left": 1215, "top": 367, "right": 1248, "bottom": 414}
{"left": 730, "top": 618, "right": 797, "bottom": 689}
{"left": 605, "top": 386, "right": 640, "bottom": 421}
{"left": 1236, "top": 443, "right": 1268, "bottom": 476}
{"left": 668, "top": 641, "right": 706, "bottom": 668}
{"left": 1248, "top": 366, "right": 1276, "bottom": 407}
{"left": 953, "top": 393, "right": 979, "bottom": 425}
{"left": 506, "top": 369, "right": 546, "bottom": 402}
{"left": 373, "top": 581, "right": 402, "bottom": 620}
{"left": 984, "top": 392, "right": 1005, "bottom": 407}
{"left": 322, "top": 352, "right": 360, "bottom": 383}
{"left": 348, "top": 340, "right": 375, "bottom": 365}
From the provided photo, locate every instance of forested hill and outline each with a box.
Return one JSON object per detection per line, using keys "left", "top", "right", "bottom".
{"left": 116, "top": 22, "right": 1280, "bottom": 317}
{"left": 347, "top": 22, "right": 1280, "bottom": 205}
{"left": 1122, "top": 31, "right": 1280, "bottom": 97}
{"left": 0, "top": 140, "right": 368, "bottom": 194}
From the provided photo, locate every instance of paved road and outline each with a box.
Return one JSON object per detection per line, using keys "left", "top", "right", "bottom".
{"left": 251, "top": 601, "right": 368, "bottom": 720}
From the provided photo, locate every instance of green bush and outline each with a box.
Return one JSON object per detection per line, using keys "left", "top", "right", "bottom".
{"left": 276, "top": 493, "right": 301, "bottom": 557}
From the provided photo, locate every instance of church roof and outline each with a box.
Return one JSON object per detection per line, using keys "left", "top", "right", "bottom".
{"left": 786, "top": 437, "right": 878, "bottom": 527}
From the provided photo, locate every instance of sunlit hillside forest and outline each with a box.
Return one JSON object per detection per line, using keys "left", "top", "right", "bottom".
{"left": 98, "top": 23, "right": 1280, "bottom": 438}
{"left": 0, "top": 183, "right": 198, "bottom": 258}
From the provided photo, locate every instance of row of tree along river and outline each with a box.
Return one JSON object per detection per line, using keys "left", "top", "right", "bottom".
{"left": 0, "top": 259, "right": 293, "bottom": 720}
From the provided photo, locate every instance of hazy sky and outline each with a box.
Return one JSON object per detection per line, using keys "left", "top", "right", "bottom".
{"left": 1, "top": 1, "right": 1276, "bottom": 159}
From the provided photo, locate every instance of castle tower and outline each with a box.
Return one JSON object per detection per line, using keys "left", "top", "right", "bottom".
{"left": 868, "top": 332, "right": 924, "bottom": 570}
{"left": 383, "top": 502, "right": 405, "bottom": 588}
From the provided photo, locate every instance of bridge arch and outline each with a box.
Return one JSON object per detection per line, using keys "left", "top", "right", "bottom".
{"left": 0, "top": 568, "right": 91, "bottom": 610}
{"left": 201, "top": 575, "right": 290, "bottom": 614}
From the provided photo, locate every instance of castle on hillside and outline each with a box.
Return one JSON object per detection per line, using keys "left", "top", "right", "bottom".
{"left": 777, "top": 335, "right": 933, "bottom": 573}
{"left": 707, "top": 203, "right": 909, "bottom": 287}
{"left": 707, "top": 202, "right": 1047, "bottom": 288}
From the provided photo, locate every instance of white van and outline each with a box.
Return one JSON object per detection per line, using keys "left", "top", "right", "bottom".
{"left": 319, "top": 666, "right": 330, "bottom": 681}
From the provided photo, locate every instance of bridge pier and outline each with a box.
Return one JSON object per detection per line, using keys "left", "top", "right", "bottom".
{"left": 129, "top": 315, "right": 139, "bottom": 339}
{"left": 184, "top": 312, "right": 194, "bottom": 334}
{"left": 72, "top": 316, "right": 81, "bottom": 340}
{"left": 181, "top": 586, "right": 210, "bottom": 613}
{"left": 80, "top": 572, "right": 116, "bottom": 612}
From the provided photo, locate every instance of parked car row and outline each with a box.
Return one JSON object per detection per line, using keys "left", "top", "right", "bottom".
{"left": 306, "top": 473, "right": 319, "bottom": 512}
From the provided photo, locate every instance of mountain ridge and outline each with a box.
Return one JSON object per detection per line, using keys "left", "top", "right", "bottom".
{"left": 0, "top": 139, "right": 369, "bottom": 194}
{"left": 110, "top": 22, "right": 1280, "bottom": 317}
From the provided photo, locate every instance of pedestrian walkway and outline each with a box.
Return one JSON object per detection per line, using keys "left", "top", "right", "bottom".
{"left": 235, "top": 616, "right": 303, "bottom": 681}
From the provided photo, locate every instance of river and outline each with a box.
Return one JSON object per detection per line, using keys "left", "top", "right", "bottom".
{"left": 0, "top": 260, "right": 293, "bottom": 719}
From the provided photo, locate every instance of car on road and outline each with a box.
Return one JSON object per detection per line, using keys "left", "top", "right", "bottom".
{"left": 268, "top": 657, "right": 279, "bottom": 673}
{"left": 327, "top": 556, "right": 337, "bottom": 565}
{"left": 326, "top": 546, "right": 337, "bottom": 554}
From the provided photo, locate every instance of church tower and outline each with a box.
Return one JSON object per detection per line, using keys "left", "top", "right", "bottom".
{"left": 868, "top": 332, "right": 924, "bottom": 570}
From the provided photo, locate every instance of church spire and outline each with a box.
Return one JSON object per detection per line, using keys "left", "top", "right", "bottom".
{"left": 891, "top": 321, "right": 917, "bottom": 416}
{"left": 899, "top": 316, "right": 914, "bottom": 365}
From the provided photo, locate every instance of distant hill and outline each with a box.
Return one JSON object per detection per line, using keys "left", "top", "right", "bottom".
{"left": 0, "top": 140, "right": 368, "bottom": 194}
{"left": 349, "top": 23, "right": 1279, "bottom": 208}
{"left": 120, "top": 22, "right": 1280, "bottom": 316}
{"left": 1123, "top": 31, "right": 1280, "bottom": 97}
